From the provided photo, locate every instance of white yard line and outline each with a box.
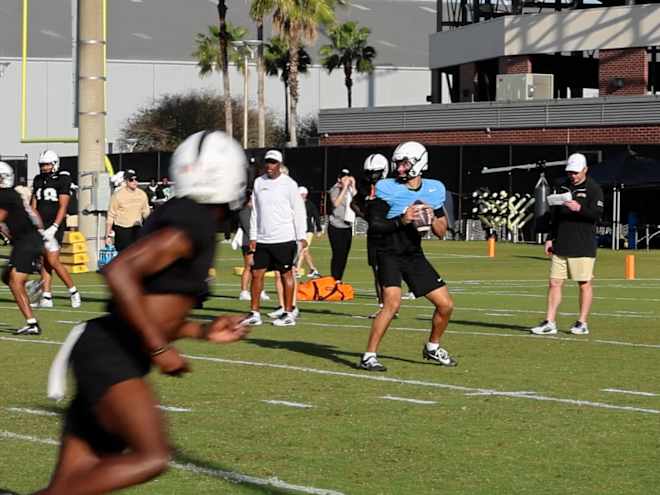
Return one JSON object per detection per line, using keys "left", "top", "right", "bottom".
{"left": 262, "top": 400, "right": 314, "bottom": 409}
{"left": 0, "top": 431, "right": 345, "bottom": 495}
{"left": 158, "top": 405, "right": 192, "bottom": 412}
{"left": 184, "top": 355, "right": 660, "bottom": 415}
{"left": 1, "top": 338, "right": 659, "bottom": 418}
{"left": 602, "top": 388, "right": 659, "bottom": 397}
{"left": 380, "top": 395, "right": 437, "bottom": 405}
{"left": 6, "top": 407, "right": 60, "bottom": 417}
{"left": 56, "top": 320, "right": 81, "bottom": 325}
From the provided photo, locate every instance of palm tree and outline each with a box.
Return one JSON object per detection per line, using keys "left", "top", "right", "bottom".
{"left": 193, "top": 21, "right": 247, "bottom": 138}
{"left": 271, "top": 0, "right": 340, "bottom": 146}
{"left": 320, "top": 21, "right": 376, "bottom": 108}
{"left": 264, "top": 36, "right": 312, "bottom": 142}
{"left": 250, "top": 0, "right": 275, "bottom": 148}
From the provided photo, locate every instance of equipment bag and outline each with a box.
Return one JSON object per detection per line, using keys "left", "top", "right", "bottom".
{"left": 297, "top": 276, "right": 354, "bottom": 301}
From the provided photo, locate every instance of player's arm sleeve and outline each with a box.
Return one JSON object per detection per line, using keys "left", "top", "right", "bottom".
{"left": 291, "top": 183, "right": 307, "bottom": 241}
{"left": 367, "top": 197, "right": 402, "bottom": 234}
{"left": 249, "top": 190, "right": 257, "bottom": 241}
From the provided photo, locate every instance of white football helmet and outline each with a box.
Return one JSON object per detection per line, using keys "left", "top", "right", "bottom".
{"left": 38, "top": 149, "right": 60, "bottom": 172}
{"left": 0, "top": 162, "right": 14, "bottom": 188}
{"left": 363, "top": 153, "right": 388, "bottom": 183}
{"left": 391, "top": 141, "right": 428, "bottom": 180}
{"left": 170, "top": 130, "right": 247, "bottom": 209}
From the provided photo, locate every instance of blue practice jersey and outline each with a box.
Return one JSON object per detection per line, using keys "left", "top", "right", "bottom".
{"left": 375, "top": 178, "right": 446, "bottom": 219}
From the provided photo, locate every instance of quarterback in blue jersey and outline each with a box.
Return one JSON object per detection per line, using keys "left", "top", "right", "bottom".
{"left": 358, "top": 141, "right": 457, "bottom": 372}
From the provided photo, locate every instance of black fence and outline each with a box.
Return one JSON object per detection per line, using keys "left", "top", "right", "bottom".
{"left": 56, "top": 143, "right": 660, "bottom": 243}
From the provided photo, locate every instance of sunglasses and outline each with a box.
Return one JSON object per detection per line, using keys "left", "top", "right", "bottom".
{"left": 128, "top": 177, "right": 138, "bottom": 182}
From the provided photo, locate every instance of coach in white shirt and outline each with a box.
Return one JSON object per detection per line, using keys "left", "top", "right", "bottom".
{"left": 244, "top": 150, "right": 307, "bottom": 326}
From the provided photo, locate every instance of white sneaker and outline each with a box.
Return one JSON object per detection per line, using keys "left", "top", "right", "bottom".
{"left": 26, "top": 280, "right": 44, "bottom": 304}
{"left": 238, "top": 290, "right": 251, "bottom": 301}
{"left": 70, "top": 291, "right": 81, "bottom": 308}
{"left": 260, "top": 290, "right": 270, "bottom": 301}
{"left": 268, "top": 306, "right": 285, "bottom": 319}
{"left": 243, "top": 311, "right": 263, "bottom": 326}
{"left": 14, "top": 323, "right": 41, "bottom": 335}
{"left": 292, "top": 306, "right": 300, "bottom": 319}
{"left": 530, "top": 320, "right": 557, "bottom": 335}
{"left": 273, "top": 313, "right": 296, "bottom": 326}
{"left": 569, "top": 321, "right": 589, "bottom": 335}
{"left": 31, "top": 296, "right": 53, "bottom": 308}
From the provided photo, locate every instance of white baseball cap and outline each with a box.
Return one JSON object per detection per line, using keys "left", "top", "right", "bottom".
{"left": 566, "top": 153, "right": 587, "bottom": 173}
{"left": 264, "top": 149, "right": 283, "bottom": 163}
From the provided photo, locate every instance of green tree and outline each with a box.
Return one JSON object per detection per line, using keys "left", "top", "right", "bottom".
{"left": 320, "top": 21, "right": 376, "bottom": 108}
{"left": 120, "top": 91, "right": 284, "bottom": 151}
{"left": 192, "top": 3, "right": 246, "bottom": 138}
{"left": 264, "top": 36, "right": 312, "bottom": 142}
{"left": 271, "top": 0, "right": 341, "bottom": 146}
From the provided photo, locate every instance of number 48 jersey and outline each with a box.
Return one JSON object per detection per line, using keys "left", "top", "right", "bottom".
{"left": 32, "top": 170, "right": 72, "bottom": 224}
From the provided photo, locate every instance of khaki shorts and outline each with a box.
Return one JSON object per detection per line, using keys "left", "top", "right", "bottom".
{"left": 550, "top": 255, "right": 595, "bottom": 282}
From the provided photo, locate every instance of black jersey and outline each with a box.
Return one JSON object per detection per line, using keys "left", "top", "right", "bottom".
{"left": 137, "top": 197, "right": 217, "bottom": 299}
{"left": 550, "top": 176, "right": 604, "bottom": 258}
{"left": 367, "top": 197, "right": 445, "bottom": 256}
{"left": 32, "top": 170, "right": 72, "bottom": 224}
{"left": 0, "top": 188, "right": 41, "bottom": 242}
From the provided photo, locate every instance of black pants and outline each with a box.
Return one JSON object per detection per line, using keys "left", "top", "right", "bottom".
{"left": 114, "top": 225, "right": 141, "bottom": 252}
{"left": 328, "top": 224, "right": 352, "bottom": 281}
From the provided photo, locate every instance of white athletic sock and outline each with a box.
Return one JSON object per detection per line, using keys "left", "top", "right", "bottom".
{"left": 26, "top": 318, "right": 38, "bottom": 325}
{"left": 69, "top": 286, "right": 78, "bottom": 294}
{"left": 426, "top": 342, "right": 440, "bottom": 351}
{"left": 362, "top": 352, "right": 377, "bottom": 361}
{"left": 42, "top": 292, "right": 52, "bottom": 298}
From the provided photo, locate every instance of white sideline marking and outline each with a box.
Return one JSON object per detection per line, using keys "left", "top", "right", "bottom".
{"left": 262, "top": 400, "right": 314, "bottom": 409}
{"left": 485, "top": 313, "right": 514, "bottom": 317}
{"left": 0, "top": 430, "right": 59, "bottom": 445}
{"left": 6, "top": 407, "right": 60, "bottom": 417}
{"left": 380, "top": 395, "right": 437, "bottom": 405}
{"left": 0, "top": 431, "right": 345, "bottom": 495}
{"left": 158, "top": 405, "right": 192, "bottom": 412}
{"left": 56, "top": 320, "right": 81, "bottom": 324}
{"left": 602, "top": 388, "right": 659, "bottom": 397}
{"left": 464, "top": 390, "right": 537, "bottom": 397}
{"left": 184, "top": 354, "right": 660, "bottom": 415}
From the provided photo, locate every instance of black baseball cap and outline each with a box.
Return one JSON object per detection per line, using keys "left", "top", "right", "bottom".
{"left": 338, "top": 168, "right": 351, "bottom": 177}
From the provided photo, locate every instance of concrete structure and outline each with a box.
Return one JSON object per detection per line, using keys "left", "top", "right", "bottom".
{"left": 0, "top": 0, "right": 440, "bottom": 175}
{"left": 320, "top": 1, "right": 660, "bottom": 146}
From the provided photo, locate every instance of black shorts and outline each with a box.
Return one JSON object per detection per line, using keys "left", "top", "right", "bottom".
{"left": 377, "top": 252, "right": 446, "bottom": 298}
{"left": 9, "top": 233, "right": 43, "bottom": 274}
{"left": 252, "top": 241, "right": 297, "bottom": 272}
{"left": 54, "top": 224, "right": 65, "bottom": 244}
{"left": 63, "top": 315, "right": 151, "bottom": 454}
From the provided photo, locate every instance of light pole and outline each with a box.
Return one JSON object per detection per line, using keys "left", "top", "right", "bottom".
{"left": 231, "top": 40, "right": 263, "bottom": 149}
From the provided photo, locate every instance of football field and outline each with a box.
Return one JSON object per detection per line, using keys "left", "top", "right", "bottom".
{"left": 1, "top": 238, "right": 659, "bottom": 494}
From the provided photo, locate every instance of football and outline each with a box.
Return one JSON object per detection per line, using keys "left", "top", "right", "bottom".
{"left": 412, "top": 204, "right": 434, "bottom": 232}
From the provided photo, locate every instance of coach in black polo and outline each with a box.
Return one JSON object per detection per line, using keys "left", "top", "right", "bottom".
{"left": 531, "top": 153, "right": 604, "bottom": 336}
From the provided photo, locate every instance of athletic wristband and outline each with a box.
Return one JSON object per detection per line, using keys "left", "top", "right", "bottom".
{"left": 149, "top": 344, "right": 171, "bottom": 357}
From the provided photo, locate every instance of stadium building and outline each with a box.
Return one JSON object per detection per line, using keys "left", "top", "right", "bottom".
{"left": 320, "top": 0, "right": 660, "bottom": 146}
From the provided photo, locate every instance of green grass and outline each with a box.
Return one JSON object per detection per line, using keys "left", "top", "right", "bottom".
{"left": 1, "top": 238, "right": 660, "bottom": 494}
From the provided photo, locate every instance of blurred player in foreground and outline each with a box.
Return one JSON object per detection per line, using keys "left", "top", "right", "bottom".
{"left": 37, "top": 131, "right": 251, "bottom": 494}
